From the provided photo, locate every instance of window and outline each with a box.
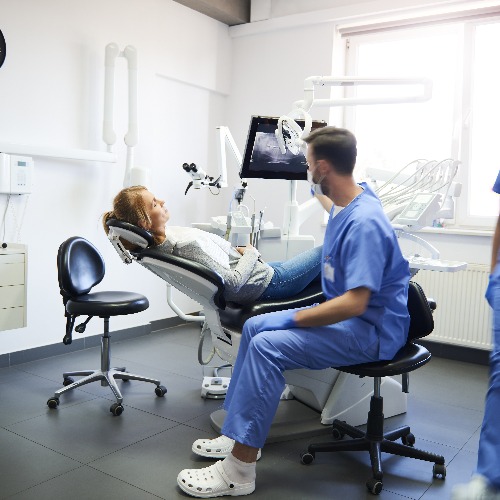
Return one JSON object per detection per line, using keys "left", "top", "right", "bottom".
{"left": 342, "top": 17, "right": 500, "bottom": 228}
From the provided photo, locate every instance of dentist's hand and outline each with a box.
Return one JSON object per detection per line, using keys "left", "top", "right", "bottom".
{"left": 249, "top": 309, "right": 298, "bottom": 333}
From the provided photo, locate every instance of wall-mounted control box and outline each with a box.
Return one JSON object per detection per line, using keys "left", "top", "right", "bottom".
{"left": 0, "top": 153, "right": 34, "bottom": 194}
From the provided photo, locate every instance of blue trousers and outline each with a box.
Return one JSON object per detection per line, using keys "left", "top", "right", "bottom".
{"left": 477, "top": 266, "right": 500, "bottom": 489}
{"left": 221, "top": 309, "right": 382, "bottom": 449}
{"left": 259, "top": 245, "right": 322, "bottom": 300}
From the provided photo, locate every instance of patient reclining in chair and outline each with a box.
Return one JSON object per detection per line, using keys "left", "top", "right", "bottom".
{"left": 102, "top": 186, "right": 321, "bottom": 305}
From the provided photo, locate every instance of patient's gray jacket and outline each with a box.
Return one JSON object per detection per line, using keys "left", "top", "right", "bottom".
{"left": 154, "top": 226, "right": 273, "bottom": 304}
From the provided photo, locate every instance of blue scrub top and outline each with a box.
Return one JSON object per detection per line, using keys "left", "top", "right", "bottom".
{"left": 322, "top": 182, "right": 410, "bottom": 359}
{"left": 493, "top": 170, "right": 500, "bottom": 194}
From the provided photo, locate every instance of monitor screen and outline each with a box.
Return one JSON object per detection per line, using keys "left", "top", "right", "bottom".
{"left": 239, "top": 116, "right": 327, "bottom": 181}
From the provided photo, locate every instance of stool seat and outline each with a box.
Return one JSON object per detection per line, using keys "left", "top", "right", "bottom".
{"left": 337, "top": 343, "right": 431, "bottom": 378}
{"left": 66, "top": 291, "right": 149, "bottom": 317}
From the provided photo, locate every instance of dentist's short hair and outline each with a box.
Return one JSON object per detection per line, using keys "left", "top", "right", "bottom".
{"left": 304, "top": 126, "right": 357, "bottom": 175}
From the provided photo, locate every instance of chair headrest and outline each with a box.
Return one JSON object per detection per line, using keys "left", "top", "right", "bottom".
{"left": 106, "top": 219, "right": 154, "bottom": 249}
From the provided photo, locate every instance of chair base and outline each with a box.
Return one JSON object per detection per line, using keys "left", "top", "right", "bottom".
{"left": 302, "top": 395, "right": 446, "bottom": 494}
{"left": 48, "top": 324, "right": 167, "bottom": 415}
{"left": 53, "top": 367, "right": 162, "bottom": 403}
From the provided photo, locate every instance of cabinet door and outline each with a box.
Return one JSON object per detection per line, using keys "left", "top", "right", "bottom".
{"left": 0, "top": 262, "right": 24, "bottom": 286}
{"left": 0, "top": 307, "right": 24, "bottom": 330}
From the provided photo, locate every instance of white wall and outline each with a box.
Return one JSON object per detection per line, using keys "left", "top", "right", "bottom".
{"left": 0, "top": 0, "right": 233, "bottom": 355}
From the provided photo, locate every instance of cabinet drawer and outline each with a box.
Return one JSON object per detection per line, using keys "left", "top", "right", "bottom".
{"left": 0, "top": 284, "right": 24, "bottom": 308}
{"left": 0, "top": 307, "right": 25, "bottom": 330}
{"left": 0, "top": 262, "right": 25, "bottom": 286}
{"left": 0, "top": 253, "right": 24, "bottom": 265}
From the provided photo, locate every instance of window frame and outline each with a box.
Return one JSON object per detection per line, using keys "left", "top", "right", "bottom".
{"left": 340, "top": 15, "right": 500, "bottom": 230}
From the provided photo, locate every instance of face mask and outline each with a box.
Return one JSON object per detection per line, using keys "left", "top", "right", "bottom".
{"left": 307, "top": 169, "right": 326, "bottom": 196}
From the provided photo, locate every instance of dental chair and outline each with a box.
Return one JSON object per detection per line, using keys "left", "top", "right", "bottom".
{"left": 300, "top": 281, "right": 446, "bottom": 495}
{"left": 47, "top": 236, "right": 167, "bottom": 416}
{"left": 105, "top": 219, "right": 408, "bottom": 440}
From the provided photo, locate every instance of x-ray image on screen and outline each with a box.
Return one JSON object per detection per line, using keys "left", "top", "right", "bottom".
{"left": 240, "top": 116, "right": 327, "bottom": 181}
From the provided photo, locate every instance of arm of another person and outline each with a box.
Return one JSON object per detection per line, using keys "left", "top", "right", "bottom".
{"left": 491, "top": 204, "right": 500, "bottom": 272}
{"left": 315, "top": 193, "right": 334, "bottom": 213}
{"left": 294, "top": 287, "right": 371, "bottom": 327}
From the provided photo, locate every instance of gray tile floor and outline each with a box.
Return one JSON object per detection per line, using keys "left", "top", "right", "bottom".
{"left": 0, "top": 323, "right": 489, "bottom": 499}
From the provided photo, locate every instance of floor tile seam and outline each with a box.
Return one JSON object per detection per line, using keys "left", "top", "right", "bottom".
{"left": 76, "top": 463, "right": 167, "bottom": 499}
{"left": 11, "top": 346, "right": 102, "bottom": 369}
{"left": 0, "top": 464, "right": 90, "bottom": 500}
{"left": 380, "top": 487, "right": 417, "bottom": 500}
{"left": 411, "top": 435, "right": 465, "bottom": 453}
{"left": 409, "top": 394, "right": 486, "bottom": 412}
{"left": 113, "top": 403, "right": 188, "bottom": 426}
{"left": 12, "top": 356, "right": 205, "bottom": 389}
{"left": 5, "top": 366, "right": 75, "bottom": 385}
{"left": 3, "top": 398, "right": 106, "bottom": 427}
{"left": 82, "top": 421, "right": 187, "bottom": 465}
{"left": 2, "top": 463, "right": 166, "bottom": 500}
{"left": 105, "top": 354, "right": 208, "bottom": 383}
{"left": 417, "top": 482, "right": 436, "bottom": 500}
{"left": 439, "top": 424, "right": 482, "bottom": 463}
{"left": 1, "top": 426, "right": 87, "bottom": 464}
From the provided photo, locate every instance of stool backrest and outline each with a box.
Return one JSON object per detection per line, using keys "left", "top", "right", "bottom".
{"left": 407, "top": 281, "right": 434, "bottom": 341}
{"left": 57, "top": 237, "right": 105, "bottom": 298}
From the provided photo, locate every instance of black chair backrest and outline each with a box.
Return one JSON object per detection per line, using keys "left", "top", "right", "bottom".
{"left": 57, "top": 237, "right": 105, "bottom": 298}
{"left": 407, "top": 281, "right": 434, "bottom": 341}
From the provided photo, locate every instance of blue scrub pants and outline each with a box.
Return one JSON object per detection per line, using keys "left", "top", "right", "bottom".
{"left": 221, "top": 309, "right": 382, "bottom": 449}
{"left": 476, "top": 266, "right": 500, "bottom": 489}
{"left": 259, "top": 246, "right": 322, "bottom": 300}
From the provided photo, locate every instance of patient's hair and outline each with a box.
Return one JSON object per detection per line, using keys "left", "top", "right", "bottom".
{"left": 102, "top": 185, "right": 160, "bottom": 249}
{"left": 304, "top": 126, "right": 357, "bottom": 176}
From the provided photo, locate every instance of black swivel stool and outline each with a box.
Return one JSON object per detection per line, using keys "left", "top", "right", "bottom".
{"left": 47, "top": 236, "right": 167, "bottom": 416}
{"left": 300, "top": 281, "right": 446, "bottom": 495}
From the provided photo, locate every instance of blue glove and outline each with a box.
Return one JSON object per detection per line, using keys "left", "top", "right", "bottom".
{"left": 251, "top": 308, "right": 298, "bottom": 333}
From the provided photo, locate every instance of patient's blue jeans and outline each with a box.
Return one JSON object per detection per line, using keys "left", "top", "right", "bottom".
{"left": 476, "top": 264, "right": 500, "bottom": 490}
{"left": 259, "top": 245, "right": 322, "bottom": 300}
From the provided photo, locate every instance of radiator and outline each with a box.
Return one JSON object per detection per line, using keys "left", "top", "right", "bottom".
{"left": 412, "top": 264, "right": 493, "bottom": 350}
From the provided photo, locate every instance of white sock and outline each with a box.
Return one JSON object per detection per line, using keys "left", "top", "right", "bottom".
{"left": 221, "top": 453, "right": 256, "bottom": 484}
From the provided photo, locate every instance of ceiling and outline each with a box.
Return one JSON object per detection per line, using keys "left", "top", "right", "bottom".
{"left": 172, "top": 0, "right": 251, "bottom": 26}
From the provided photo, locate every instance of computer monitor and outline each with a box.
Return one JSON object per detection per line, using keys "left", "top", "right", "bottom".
{"left": 239, "top": 115, "right": 327, "bottom": 181}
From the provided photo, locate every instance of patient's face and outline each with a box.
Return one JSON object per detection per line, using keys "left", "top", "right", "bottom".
{"left": 140, "top": 190, "right": 169, "bottom": 237}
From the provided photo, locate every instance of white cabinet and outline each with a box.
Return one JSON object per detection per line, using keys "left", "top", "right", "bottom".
{"left": 0, "top": 244, "right": 27, "bottom": 331}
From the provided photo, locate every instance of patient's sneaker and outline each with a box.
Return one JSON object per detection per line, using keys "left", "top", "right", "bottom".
{"left": 451, "top": 475, "right": 500, "bottom": 500}
{"left": 192, "top": 435, "right": 261, "bottom": 460}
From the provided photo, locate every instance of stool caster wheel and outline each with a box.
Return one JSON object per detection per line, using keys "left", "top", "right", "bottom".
{"left": 63, "top": 377, "right": 74, "bottom": 386}
{"left": 47, "top": 397, "right": 60, "bottom": 409}
{"left": 366, "top": 478, "right": 383, "bottom": 495}
{"left": 300, "top": 451, "right": 315, "bottom": 465}
{"left": 402, "top": 432, "right": 415, "bottom": 446}
{"left": 110, "top": 403, "right": 124, "bottom": 416}
{"left": 155, "top": 385, "right": 167, "bottom": 397}
{"left": 332, "top": 427, "right": 346, "bottom": 440}
{"left": 433, "top": 463, "right": 446, "bottom": 479}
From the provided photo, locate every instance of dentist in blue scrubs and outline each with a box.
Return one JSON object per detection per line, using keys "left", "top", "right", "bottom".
{"left": 177, "top": 127, "right": 411, "bottom": 498}
{"left": 453, "top": 171, "right": 500, "bottom": 500}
